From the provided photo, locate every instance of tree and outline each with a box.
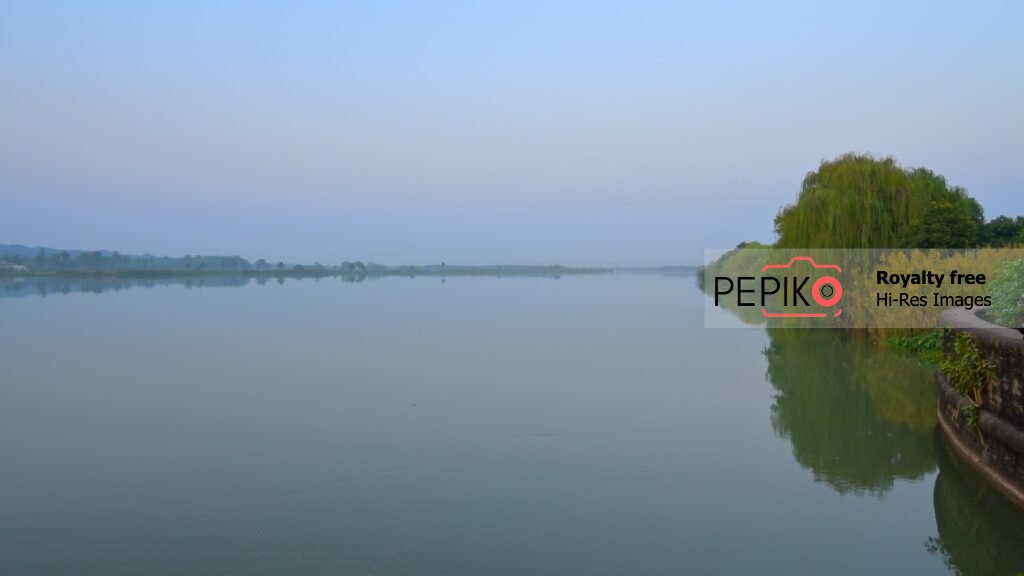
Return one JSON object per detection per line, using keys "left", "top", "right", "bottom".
{"left": 964, "top": 194, "right": 985, "bottom": 233}
{"left": 774, "top": 154, "right": 981, "bottom": 249}
{"left": 982, "top": 215, "right": 1022, "bottom": 247}
{"left": 901, "top": 201, "right": 979, "bottom": 249}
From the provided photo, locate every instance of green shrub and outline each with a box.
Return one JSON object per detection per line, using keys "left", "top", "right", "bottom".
{"left": 889, "top": 330, "right": 943, "bottom": 364}
{"left": 940, "top": 332, "right": 995, "bottom": 407}
{"left": 990, "top": 257, "right": 1024, "bottom": 327}
{"left": 961, "top": 402, "right": 979, "bottom": 430}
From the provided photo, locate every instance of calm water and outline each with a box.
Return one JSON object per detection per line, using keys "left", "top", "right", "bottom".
{"left": 1, "top": 274, "right": 1023, "bottom": 575}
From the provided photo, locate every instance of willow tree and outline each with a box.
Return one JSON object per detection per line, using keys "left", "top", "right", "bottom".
{"left": 774, "top": 153, "right": 981, "bottom": 249}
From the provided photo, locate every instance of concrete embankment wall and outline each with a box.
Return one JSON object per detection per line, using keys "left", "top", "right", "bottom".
{"left": 937, "top": 307, "right": 1024, "bottom": 507}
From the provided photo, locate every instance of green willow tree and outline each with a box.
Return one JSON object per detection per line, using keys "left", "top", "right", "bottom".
{"left": 773, "top": 153, "right": 981, "bottom": 249}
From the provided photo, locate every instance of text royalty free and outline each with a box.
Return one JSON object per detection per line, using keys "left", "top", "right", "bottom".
{"left": 876, "top": 269, "right": 991, "bottom": 309}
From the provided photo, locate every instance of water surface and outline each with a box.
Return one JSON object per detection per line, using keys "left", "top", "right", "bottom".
{"left": 1, "top": 274, "right": 1022, "bottom": 575}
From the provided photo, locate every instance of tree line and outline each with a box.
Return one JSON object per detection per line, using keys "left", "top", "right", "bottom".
{"left": 0, "top": 248, "right": 371, "bottom": 274}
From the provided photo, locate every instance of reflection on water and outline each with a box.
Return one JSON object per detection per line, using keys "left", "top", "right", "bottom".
{"left": 0, "top": 268, "right": 605, "bottom": 299}
{"left": 764, "top": 329, "right": 937, "bottom": 495}
{"left": 0, "top": 274, "right": 381, "bottom": 298}
{"left": 1, "top": 276, "right": 1022, "bottom": 574}
{"left": 929, "top": 429, "right": 1024, "bottom": 576}
{"left": 765, "top": 328, "right": 1024, "bottom": 573}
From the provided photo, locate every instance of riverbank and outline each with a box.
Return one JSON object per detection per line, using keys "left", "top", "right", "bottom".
{"left": 0, "top": 265, "right": 615, "bottom": 280}
{"left": 937, "top": 307, "right": 1024, "bottom": 508}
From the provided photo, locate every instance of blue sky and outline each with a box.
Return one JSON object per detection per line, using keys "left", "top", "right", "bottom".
{"left": 2, "top": 1, "right": 1021, "bottom": 265}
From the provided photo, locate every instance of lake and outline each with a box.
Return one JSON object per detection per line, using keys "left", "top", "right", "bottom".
{"left": 1, "top": 274, "right": 1023, "bottom": 575}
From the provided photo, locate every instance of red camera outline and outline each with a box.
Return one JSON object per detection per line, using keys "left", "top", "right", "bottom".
{"left": 760, "top": 256, "right": 843, "bottom": 318}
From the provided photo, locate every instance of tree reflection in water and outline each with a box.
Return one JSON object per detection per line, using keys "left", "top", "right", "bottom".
{"left": 928, "top": 429, "right": 1024, "bottom": 576}
{"left": 764, "top": 329, "right": 937, "bottom": 495}
{"left": 764, "top": 328, "right": 1024, "bottom": 573}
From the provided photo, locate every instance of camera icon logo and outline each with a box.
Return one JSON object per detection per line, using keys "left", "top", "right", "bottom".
{"left": 760, "top": 256, "right": 843, "bottom": 318}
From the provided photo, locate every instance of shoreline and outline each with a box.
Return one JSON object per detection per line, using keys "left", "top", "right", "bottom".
{"left": 0, "top": 266, "right": 618, "bottom": 279}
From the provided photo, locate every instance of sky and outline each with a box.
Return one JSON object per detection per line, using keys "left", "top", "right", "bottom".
{"left": 1, "top": 1, "right": 1022, "bottom": 266}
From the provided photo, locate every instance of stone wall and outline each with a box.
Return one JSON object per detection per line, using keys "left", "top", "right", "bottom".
{"left": 937, "top": 307, "right": 1024, "bottom": 508}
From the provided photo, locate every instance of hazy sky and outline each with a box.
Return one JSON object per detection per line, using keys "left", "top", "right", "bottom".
{"left": 2, "top": 1, "right": 1022, "bottom": 265}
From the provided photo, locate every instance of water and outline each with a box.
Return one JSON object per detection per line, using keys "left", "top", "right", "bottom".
{"left": 1, "top": 274, "right": 1022, "bottom": 575}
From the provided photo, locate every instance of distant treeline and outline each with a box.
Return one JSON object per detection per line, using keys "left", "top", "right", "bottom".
{"left": 0, "top": 249, "right": 255, "bottom": 273}
{"left": 0, "top": 244, "right": 369, "bottom": 273}
{"left": 0, "top": 244, "right": 612, "bottom": 277}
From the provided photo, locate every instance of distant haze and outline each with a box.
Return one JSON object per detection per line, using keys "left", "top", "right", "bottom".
{"left": 2, "top": 1, "right": 1022, "bottom": 265}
